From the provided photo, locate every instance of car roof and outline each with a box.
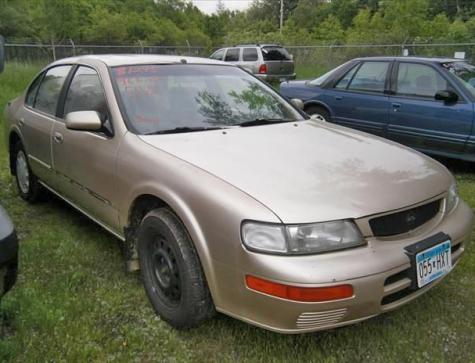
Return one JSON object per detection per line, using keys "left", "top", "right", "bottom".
{"left": 50, "top": 54, "right": 228, "bottom": 67}
{"left": 353, "top": 56, "right": 465, "bottom": 63}
{"left": 225, "top": 44, "right": 283, "bottom": 49}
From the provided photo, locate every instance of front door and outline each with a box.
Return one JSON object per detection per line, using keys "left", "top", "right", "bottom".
{"left": 387, "top": 62, "right": 472, "bottom": 154}
{"left": 321, "top": 61, "right": 391, "bottom": 136}
{"left": 51, "top": 66, "right": 120, "bottom": 233}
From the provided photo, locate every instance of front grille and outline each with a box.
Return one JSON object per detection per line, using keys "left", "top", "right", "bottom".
{"left": 296, "top": 308, "right": 347, "bottom": 329}
{"left": 369, "top": 200, "right": 441, "bottom": 237}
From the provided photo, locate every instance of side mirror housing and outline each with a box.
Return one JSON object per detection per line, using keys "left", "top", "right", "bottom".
{"left": 435, "top": 90, "right": 458, "bottom": 103}
{"left": 290, "top": 98, "right": 304, "bottom": 110}
{"left": 65, "top": 111, "right": 102, "bottom": 131}
{"left": 0, "top": 35, "right": 5, "bottom": 74}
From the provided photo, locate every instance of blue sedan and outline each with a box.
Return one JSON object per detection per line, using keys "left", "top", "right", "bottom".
{"left": 280, "top": 57, "right": 475, "bottom": 162}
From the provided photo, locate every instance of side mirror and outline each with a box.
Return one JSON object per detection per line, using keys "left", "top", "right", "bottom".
{"left": 435, "top": 90, "right": 458, "bottom": 103}
{"left": 0, "top": 35, "right": 5, "bottom": 74}
{"left": 65, "top": 111, "right": 102, "bottom": 131}
{"left": 290, "top": 98, "right": 304, "bottom": 110}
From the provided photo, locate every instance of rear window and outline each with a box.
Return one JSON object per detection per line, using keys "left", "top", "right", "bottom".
{"left": 262, "top": 47, "right": 291, "bottom": 61}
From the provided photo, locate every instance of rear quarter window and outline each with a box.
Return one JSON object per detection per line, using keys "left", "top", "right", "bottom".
{"left": 25, "top": 72, "right": 44, "bottom": 107}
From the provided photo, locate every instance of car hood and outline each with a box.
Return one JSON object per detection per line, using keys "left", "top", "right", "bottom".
{"left": 280, "top": 80, "right": 319, "bottom": 100}
{"left": 140, "top": 121, "right": 451, "bottom": 224}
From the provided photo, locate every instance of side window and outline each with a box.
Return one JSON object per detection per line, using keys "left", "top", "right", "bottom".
{"left": 243, "top": 48, "right": 258, "bottom": 61}
{"left": 210, "top": 49, "right": 225, "bottom": 60}
{"left": 224, "top": 48, "right": 240, "bottom": 62}
{"left": 396, "top": 63, "right": 448, "bottom": 98}
{"left": 347, "top": 61, "right": 389, "bottom": 93}
{"left": 63, "top": 66, "right": 111, "bottom": 133}
{"left": 25, "top": 72, "right": 44, "bottom": 107}
{"left": 334, "top": 65, "right": 359, "bottom": 90}
{"left": 34, "top": 66, "right": 72, "bottom": 115}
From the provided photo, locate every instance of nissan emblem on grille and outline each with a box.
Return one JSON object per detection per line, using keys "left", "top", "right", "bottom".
{"left": 405, "top": 211, "right": 417, "bottom": 228}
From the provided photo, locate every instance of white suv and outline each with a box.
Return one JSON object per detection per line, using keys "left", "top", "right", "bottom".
{"left": 210, "top": 44, "right": 296, "bottom": 82}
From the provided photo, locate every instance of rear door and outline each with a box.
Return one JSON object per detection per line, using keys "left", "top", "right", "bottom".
{"left": 241, "top": 47, "right": 259, "bottom": 74}
{"left": 17, "top": 65, "right": 72, "bottom": 183}
{"left": 387, "top": 61, "right": 472, "bottom": 153}
{"left": 261, "top": 46, "right": 294, "bottom": 77}
{"left": 319, "top": 60, "right": 391, "bottom": 135}
{"left": 223, "top": 48, "right": 240, "bottom": 65}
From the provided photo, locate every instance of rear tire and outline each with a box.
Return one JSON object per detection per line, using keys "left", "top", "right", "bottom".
{"left": 13, "top": 142, "right": 41, "bottom": 202}
{"left": 137, "top": 208, "right": 215, "bottom": 329}
{"left": 305, "top": 105, "right": 331, "bottom": 121}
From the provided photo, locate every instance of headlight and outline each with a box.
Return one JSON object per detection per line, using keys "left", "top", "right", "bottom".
{"left": 446, "top": 182, "right": 459, "bottom": 213}
{"left": 241, "top": 220, "right": 364, "bottom": 255}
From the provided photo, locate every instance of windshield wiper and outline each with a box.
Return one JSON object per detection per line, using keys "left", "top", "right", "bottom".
{"left": 144, "top": 126, "right": 227, "bottom": 135}
{"left": 238, "top": 118, "right": 297, "bottom": 127}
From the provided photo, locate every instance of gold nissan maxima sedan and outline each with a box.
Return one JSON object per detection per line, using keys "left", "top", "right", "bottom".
{"left": 3, "top": 55, "right": 473, "bottom": 333}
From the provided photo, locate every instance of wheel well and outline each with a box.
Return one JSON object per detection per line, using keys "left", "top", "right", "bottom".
{"left": 304, "top": 103, "right": 330, "bottom": 115}
{"left": 124, "top": 194, "right": 170, "bottom": 270}
{"left": 128, "top": 194, "right": 169, "bottom": 231}
{"left": 8, "top": 132, "right": 21, "bottom": 175}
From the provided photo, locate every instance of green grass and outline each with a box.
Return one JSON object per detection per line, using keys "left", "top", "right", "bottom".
{"left": 295, "top": 64, "right": 330, "bottom": 80}
{"left": 0, "top": 62, "right": 474, "bottom": 362}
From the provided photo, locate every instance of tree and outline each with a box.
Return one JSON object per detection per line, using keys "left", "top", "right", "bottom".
{"left": 216, "top": 0, "right": 226, "bottom": 14}
{"left": 313, "top": 15, "right": 345, "bottom": 43}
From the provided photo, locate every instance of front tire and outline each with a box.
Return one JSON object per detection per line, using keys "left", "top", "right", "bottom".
{"left": 305, "top": 105, "right": 330, "bottom": 122}
{"left": 13, "top": 143, "right": 41, "bottom": 202}
{"left": 137, "top": 208, "right": 215, "bottom": 329}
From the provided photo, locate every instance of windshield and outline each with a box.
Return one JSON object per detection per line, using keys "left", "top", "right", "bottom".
{"left": 111, "top": 64, "right": 302, "bottom": 134}
{"left": 308, "top": 61, "right": 351, "bottom": 87}
{"left": 441, "top": 61, "right": 475, "bottom": 98}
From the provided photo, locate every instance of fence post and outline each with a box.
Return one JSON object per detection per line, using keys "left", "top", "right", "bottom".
{"left": 0, "top": 35, "right": 4, "bottom": 73}
{"left": 51, "top": 38, "right": 56, "bottom": 61}
{"left": 186, "top": 39, "right": 191, "bottom": 56}
{"left": 138, "top": 40, "right": 144, "bottom": 54}
{"left": 69, "top": 38, "right": 75, "bottom": 56}
{"left": 401, "top": 37, "right": 408, "bottom": 56}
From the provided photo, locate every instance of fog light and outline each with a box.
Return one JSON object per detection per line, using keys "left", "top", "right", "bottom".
{"left": 245, "top": 275, "right": 353, "bottom": 302}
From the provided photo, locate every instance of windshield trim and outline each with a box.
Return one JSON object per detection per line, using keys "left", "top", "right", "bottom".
{"left": 108, "top": 63, "right": 305, "bottom": 135}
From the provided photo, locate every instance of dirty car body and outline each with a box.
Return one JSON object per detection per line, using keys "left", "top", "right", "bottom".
{"left": 3, "top": 55, "right": 473, "bottom": 333}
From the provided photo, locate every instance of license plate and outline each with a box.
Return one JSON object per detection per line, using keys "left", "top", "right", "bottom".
{"left": 415, "top": 240, "right": 452, "bottom": 288}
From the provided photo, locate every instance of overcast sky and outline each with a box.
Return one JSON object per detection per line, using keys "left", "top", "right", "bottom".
{"left": 191, "top": 0, "right": 253, "bottom": 14}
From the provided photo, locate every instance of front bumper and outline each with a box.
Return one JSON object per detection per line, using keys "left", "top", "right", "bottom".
{"left": 212, "top": 199, "right": 473, "bottom": 333}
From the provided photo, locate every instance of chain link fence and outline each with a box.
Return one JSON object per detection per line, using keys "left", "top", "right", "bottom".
{"left": 4, "top": 42, "right": 209, "bottom": 63}
{"left": 4, "top": 41, "right": 475, "bottom": 75}
{"left": 287, "top": 42, "right": 475, "bottom": 70}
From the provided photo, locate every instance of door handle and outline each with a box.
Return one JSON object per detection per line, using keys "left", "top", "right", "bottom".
{"left": 18, "top": 118, "right": 25, "bottom": 127}
{"left": 335, "top": 96, "right": 343, "bottom": 100}
{"left": 392, "top": 103, "right": 401, "bottom": 112}
{"left": 53, "top": 132, "right": 64, "bottom": 144}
